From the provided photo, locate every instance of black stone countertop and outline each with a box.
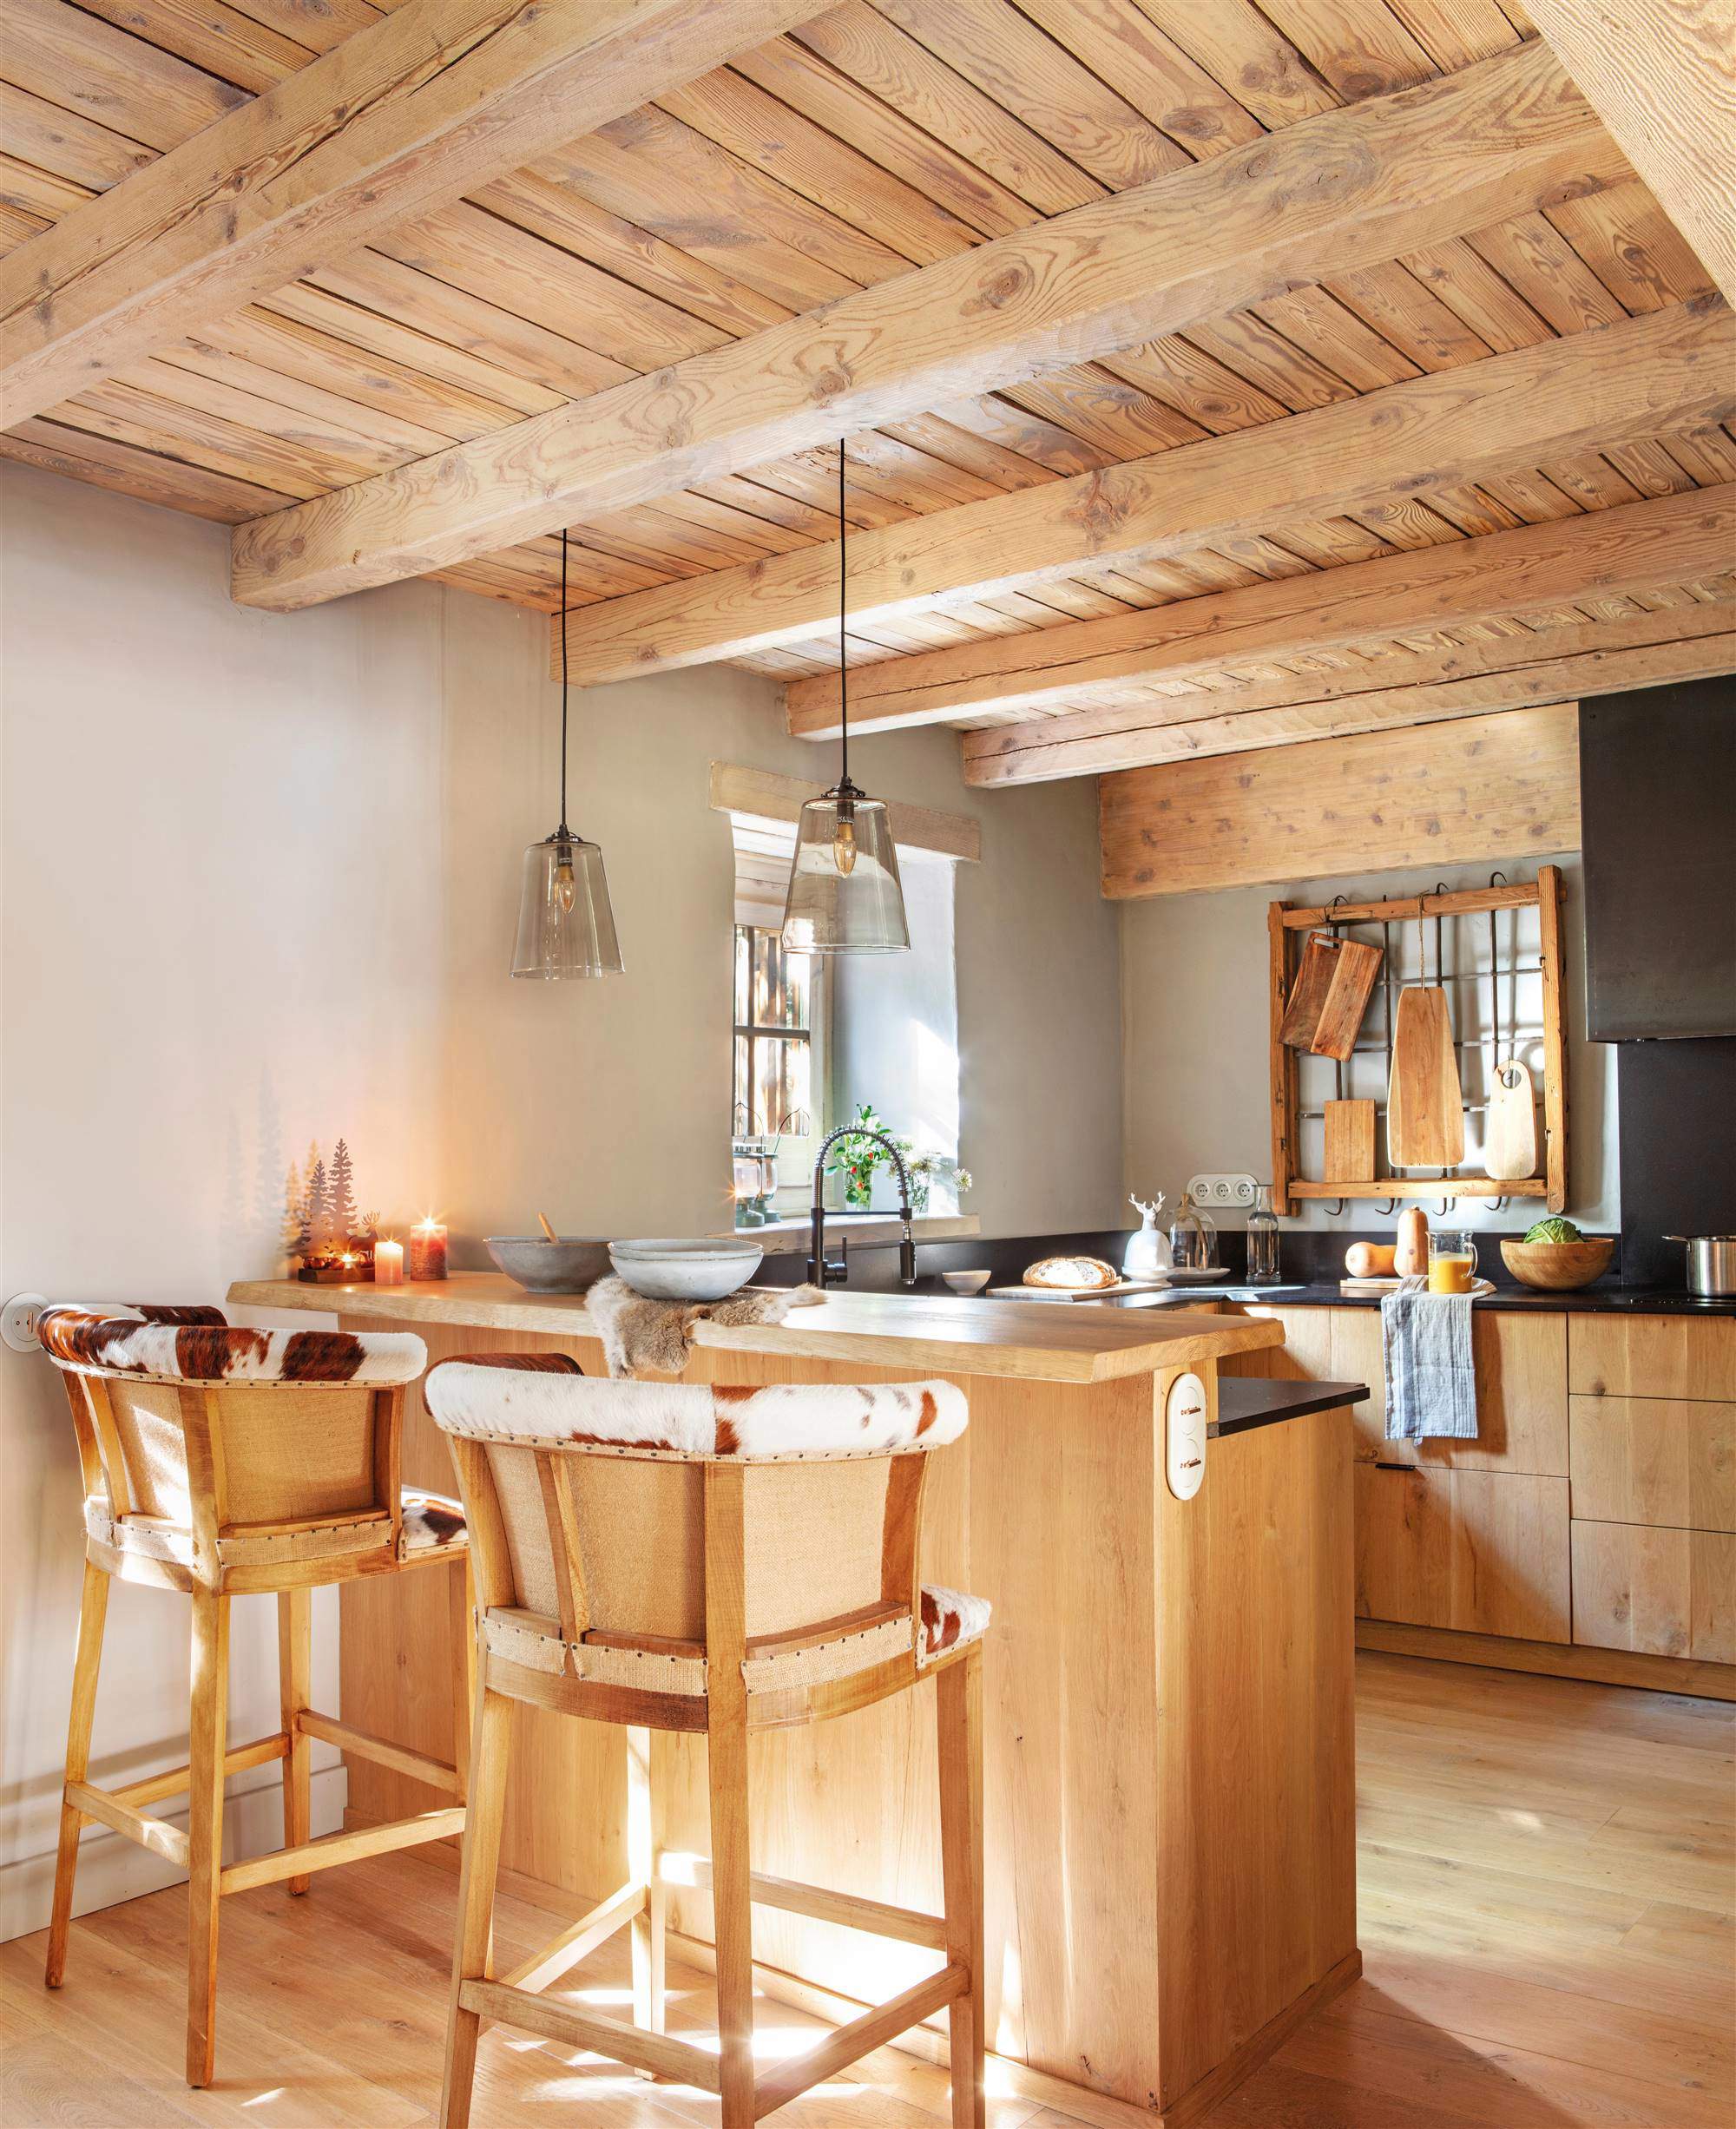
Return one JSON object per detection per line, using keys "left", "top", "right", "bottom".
{"left": 1211, "top": 1378, "right": 1369, "bottom": 1437}
{"left": 1239, "top": 1281, "right": 1736, "bottom": 1317}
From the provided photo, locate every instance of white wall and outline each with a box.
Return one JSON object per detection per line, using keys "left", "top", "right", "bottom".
{"left": 1, "top": 465, "right": 1126, "bottom": 1942}
{"left": 1119, "top": 853, "right": 1618, "bottom": 1238}
{"left": 0, "top": 466, "right": 449, "bottom": 1937}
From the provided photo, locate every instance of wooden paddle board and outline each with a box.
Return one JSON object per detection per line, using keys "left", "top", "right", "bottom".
{"left": 1387, "top": 987, "right": 1464, "bottom": 1166}
{"left": 1323, "top": 1099, "right": 1377, "bottom": 1183}
{"left": 1485, "top": 1057, "right": 1538, "bottom": 1179}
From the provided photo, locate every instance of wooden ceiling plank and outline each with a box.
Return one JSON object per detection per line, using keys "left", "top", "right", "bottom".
{"left": 1003, "top": 626, "right": 1733, "bottom": 799}
{"left": 74, "top": 0, "right": 316, "bottom": 95}
{"left": 1544, "top": 179, "right": 1720, "bottom": 312}
{"left": 1123, "top": 0, "right": 1338, "bottom": 128}
{"left": 1, "top": 0, "right": 247, "bottom": 152}
{"left": 232, "top": 38, "right": 1623, "bottom": 611}
{"left": 866, "top": 0, "right": 1193, "bottom": 191}
{"left": 729, "top": 34, "right": 1038, "bottom": 239}
{"left": 220, "top": 1, "right": 387, "bottom": 58}
{"left": 1013, "top": 0, "right": 1267, "bottom": 157}
{"left": 0, "top": 82, "right": 156, "bottom": 193}
{"left": 0, "top": 411, "right": 295, "bottom": 518}
{"left": 1383, "top": 0, "right": 1522, "bottom": 69}
{"left": 1465, "top": 210, "right": 1632, "bottom": 332}
{"left": 1397, "top": 229, "right": 1555, "bottom": 351}
{"left": 786, "top": 483, "right": 1734, "bottom": 733}
{"left": 550, "top": 298, "right": 1735, "bottom": 684}
{"left": 791, "top": 3, "right": 1105, "bottom": 215}
{"left": 0, "top": 0, "right": 832, "bottom": 426}
{"left": 1253, "top": 0, "right": 1438, "bottom": 100}
{"left": 1524, "top": 0, "right": 1736, "bottom": 308}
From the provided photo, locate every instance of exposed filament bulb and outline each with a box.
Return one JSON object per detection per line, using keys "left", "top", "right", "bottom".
{"left": 832, "top": 817, "right": 857, "bottom": 876}
{"left": 551, "top": 841, "right": 577, "bottom": 912}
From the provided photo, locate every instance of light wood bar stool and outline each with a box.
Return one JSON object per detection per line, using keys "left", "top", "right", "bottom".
{"left": 424, "top": 1352, "right": 990, "bottom": 2129}
{"left": 37, "top": 1302, "right": 473, "bottom": 2086}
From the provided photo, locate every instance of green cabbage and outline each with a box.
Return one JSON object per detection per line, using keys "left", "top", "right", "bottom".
{"left": 1522, "top": 1217, "right": 1582, "bottom": 1244}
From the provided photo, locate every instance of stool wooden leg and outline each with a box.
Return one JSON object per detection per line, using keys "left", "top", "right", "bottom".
{"left": 937, "top": 1646, "right": 985, "bottom": 2129}
{"left": 707, "top": 1716, "right": 755, "bottom": 2129}
{"left": 440, "top": 1685, "right": 511, "bottom": 2129}
{"left": 45, "top": 1561, "right": 109, "bottom": 1988}
{"left": 449, "top": 1558, "right": 475, "bottom": 1799}
{"left": 276, "top": 1589, "right": 312, "bottom": 1894}
{"left": 187, "top": 1587, "right": 229, "bottom": 2087}
{"left": 627, "top": 1725, "right": 666, "bottom": 2034}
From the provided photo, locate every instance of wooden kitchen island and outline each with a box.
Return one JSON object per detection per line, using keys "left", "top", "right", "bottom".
{"left": 229, "top": 1277, "right": 1358, "bottom": 2126}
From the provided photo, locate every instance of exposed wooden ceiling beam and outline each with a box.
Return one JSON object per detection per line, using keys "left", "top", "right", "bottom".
{"left": 0, "top": 0, "right": 828, "bottom": 430}
{"left": 227, "top": 38, "right": 1622, "bottom": 611}
{"left": 1099, "top": 705, "right": 1586, "bottom": 899}
{"left": 1525, "top": 0, "right": 1736, "bottom": 309}
{"left": 963, "top": 603, "right": 1736, "bottom": 786}
{"left": 553, "top": 297, "right": 1735, "bottom": 682}
{"left": 784, "top": 486, "right": 1736, "bottom": 737}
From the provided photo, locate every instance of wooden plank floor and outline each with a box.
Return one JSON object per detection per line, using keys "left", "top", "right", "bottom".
{"left": 3, "top": 1653, "right": 1731, "bottom": 2127}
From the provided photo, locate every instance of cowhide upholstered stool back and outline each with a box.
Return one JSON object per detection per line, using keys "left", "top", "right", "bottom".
{"left": 424, "top": 1352, "right": 990, "bottom": 2129}
{"left": 36, "top": 1303, "right": 472, "bottom": 2088}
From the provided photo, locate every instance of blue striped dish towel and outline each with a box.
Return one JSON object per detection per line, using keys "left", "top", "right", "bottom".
{"left": 1381, "top": 1277, "right": 1477, "bottom": 1440}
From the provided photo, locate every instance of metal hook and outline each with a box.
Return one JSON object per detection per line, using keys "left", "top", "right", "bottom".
{"left": 1438, "top": 1199, "right": 1452, "bottom": 1219}
{"left": 1324, "top": 1199, "right": 1345, "bottom": 1218}
{"left": 1493, "top": 1197, "right": 1509, "bottom": 1213}
{"left": 1378, "top": 1199, "right": 1399, "bottom": 1217}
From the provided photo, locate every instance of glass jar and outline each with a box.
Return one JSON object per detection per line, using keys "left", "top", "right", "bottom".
{"left": 1245, "top": 1185, "right": 1282, "bottom": 1285}
{"left": 1169, "top": 1191, "right": 1217, "bottom": 1271}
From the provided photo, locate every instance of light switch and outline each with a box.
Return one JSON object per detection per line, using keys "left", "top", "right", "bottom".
{"left": 1165, "top": 1370, "right": 1207, "bottom": 1501}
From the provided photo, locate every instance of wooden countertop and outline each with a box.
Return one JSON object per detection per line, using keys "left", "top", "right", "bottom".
{"left": 227, "top": 1273, "right": 1285, "bottom": 1384}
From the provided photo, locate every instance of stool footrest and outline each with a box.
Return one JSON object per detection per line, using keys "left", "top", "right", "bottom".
{"left": 665, "top": 1854, "right": 947, "bottom": 1950}
{"left": 64, "top": 1781, "right": 190, "bottom": 1869}
{"left": 108, "top": 1732, "right": 289, "bottom": 1810}
{"left": 460, "top": 1977, "right": 720, "bottom": 2091}
{"left": 501, "top": 1878, "right": 647, "bottom": 1994}
{"left": 296, "top": 1710, "right": 463, "bottom": 1797}
{"left": 220, "top": 1806, "right": 465, "bottom": 1896}
{"left": 753, "top": 1962, "right": 970, "bottom": 2119}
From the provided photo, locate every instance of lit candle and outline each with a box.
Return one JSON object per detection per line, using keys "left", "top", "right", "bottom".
{"left": 375, "top": 1239, "right": 404, "bottom": 1287}
{"left": 407, "top": 1219, "right": 448, "bottom": 1282}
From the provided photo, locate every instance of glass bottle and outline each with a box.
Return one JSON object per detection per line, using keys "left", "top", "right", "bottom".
{"left": 1245, "top": 1185, "right": 1282, "bottom": 1285}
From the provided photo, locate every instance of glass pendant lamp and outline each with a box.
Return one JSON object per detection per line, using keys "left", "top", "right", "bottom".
{"left": 511, "top": 526, "right": 623, "bottom": 980}
{"left": 781, "top": 441, "right": 910, "bottom": 955}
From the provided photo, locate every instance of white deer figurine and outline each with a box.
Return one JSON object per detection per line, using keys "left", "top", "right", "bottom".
{"left": 1124, "top": 1192, "right": 1172, "bottom": 1282}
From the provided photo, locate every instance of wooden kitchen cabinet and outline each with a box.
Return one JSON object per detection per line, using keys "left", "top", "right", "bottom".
{"left": 1355, "top": 1463, "right": 1571, "bottom": 1641}
{"left": 1569, "top": 1396, "right": 1736, "bottom": 1532}
{"left": 1570, "top": 1315, "right": 1736, "bottom": 1401}
{"left": 1329, "top": 1309, "right": 1568, "bottom": 1475}
{"left": 1572, "top": 1521, "right": 1736, "bottom": 1663}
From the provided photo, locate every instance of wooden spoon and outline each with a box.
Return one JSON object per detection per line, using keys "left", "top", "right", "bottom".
{"left": 537, "top": 1212, "right": 559, "bottom": 1242}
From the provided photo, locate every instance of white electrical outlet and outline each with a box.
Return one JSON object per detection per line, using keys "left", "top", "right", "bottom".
{"left": 1165, "top": 1371, "right": 1207, "bottom": 1501}
{"left": 1186, "top": 1173, "right": 1259, "bottom": 1210}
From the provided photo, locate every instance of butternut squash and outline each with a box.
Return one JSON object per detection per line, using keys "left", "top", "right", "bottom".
{"left": 1394, "top": 1208, "right": 1430, "bottom": 1278}
{"left": 1345, "top": 1243, "right": 1397, "bottom": 1278}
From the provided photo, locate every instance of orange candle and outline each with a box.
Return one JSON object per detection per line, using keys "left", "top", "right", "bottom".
{"left": 407, "top": 1219, "right": 448, "bottom": 1281}
{"left": 375, "top": 1239, "right": 404, "bottom": 1287}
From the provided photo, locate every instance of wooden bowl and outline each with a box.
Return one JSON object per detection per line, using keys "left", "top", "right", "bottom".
{"left": 1499, "top": 1237, "right": 1614, "bottom": 1291}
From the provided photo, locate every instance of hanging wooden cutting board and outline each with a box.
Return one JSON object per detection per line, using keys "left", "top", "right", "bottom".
{"left": 1485, "top": 1058, "right": 1539, "bottom": 1179}
{"left": 1323, "top": 1099, "right": 1377, "bottom": 1183}
{"left": 1279, "top": 934, "right": 1383, "bottom": 1060}
{"left": 1387, "top": 988, "right": 1465, "bottom": 1166}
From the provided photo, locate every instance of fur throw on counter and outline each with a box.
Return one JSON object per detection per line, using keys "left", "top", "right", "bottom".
{"left": 584, "top": 1275, "right": 823, "bottom": 1379}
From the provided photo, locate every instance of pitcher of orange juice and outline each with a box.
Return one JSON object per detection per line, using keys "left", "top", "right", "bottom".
{"left": 1427, "top": 1230, "right": 1479, "bottom": 1294}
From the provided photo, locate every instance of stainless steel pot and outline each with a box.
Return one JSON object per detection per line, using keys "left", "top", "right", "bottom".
{"left": 1664, "top": 1235, "right": 1736, "bottom": 1298}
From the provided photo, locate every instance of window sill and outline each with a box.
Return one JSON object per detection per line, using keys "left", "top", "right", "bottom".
{"left": 711, "top": 1213, "right": 982, "bottom": 1257}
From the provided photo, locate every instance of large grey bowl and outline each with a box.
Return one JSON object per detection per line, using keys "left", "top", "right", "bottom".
{"left": 608, "top": 1238, "right": 762, "bottom": 1303}
{"left": 486, "top": 1236, "right": 613, "bottom": 1293}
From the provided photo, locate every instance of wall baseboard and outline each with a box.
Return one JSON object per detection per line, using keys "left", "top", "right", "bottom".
{"left": 0, "top": 1763, "right": 346, "bottom": 1945}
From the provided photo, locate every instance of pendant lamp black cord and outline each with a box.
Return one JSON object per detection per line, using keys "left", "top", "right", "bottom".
{"left": 556, "top": 525, "right": 572, "bottom": 838}
{"left": 838, "top": 437, "right": 850, "bottom": 791}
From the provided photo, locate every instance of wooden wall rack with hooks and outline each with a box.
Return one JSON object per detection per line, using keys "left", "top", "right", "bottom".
{"left": 1267, "top": 865, "right": 1568, "bottom": 1217}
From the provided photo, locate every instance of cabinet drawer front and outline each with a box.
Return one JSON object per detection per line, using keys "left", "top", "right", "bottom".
{"left": 1569, "top": 1397, "right": 1736, "bottom": 1532}
{"left": 1355, "top": 1465, "right": 1570, "bottom": 1641}
{"left": 1338, "top": 1310, "right": 1568, "bottom": 1475}
{"left": 1571, "top": 1316, "right": 1736, "bottom": 1401}
{"left": 1571, "top": 1521, "right": 1736, "bottom": 1662}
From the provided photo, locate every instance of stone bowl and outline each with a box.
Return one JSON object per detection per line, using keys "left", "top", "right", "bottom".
{"left": 1499, "top": 1236, "right": 1615, "bottom": 1291}
{"left": 608, "top": 1238, "right": 763, "bottom": 1303}
{"left": 485, "top": 1236, "right": 613, "bottom": 1293}
{"left": 941, "top": 1270, "right": 992, "bottom": 1295}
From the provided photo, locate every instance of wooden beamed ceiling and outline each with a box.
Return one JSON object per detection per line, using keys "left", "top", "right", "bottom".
{"left": 1, "top": 0, "right": 1732, "bottom": 787}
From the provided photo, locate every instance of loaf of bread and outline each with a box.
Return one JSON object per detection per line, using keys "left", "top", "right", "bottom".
{"left": 1023, "top": 1255, "right": 1119, "bottom": 1290}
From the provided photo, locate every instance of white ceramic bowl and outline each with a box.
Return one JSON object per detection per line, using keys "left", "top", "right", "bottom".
{"left": 941, "top": 1270, "right": 991, "bottom": 1295}
{"left": 608, "top": 1238, "right": 763, "bottom": 1303}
